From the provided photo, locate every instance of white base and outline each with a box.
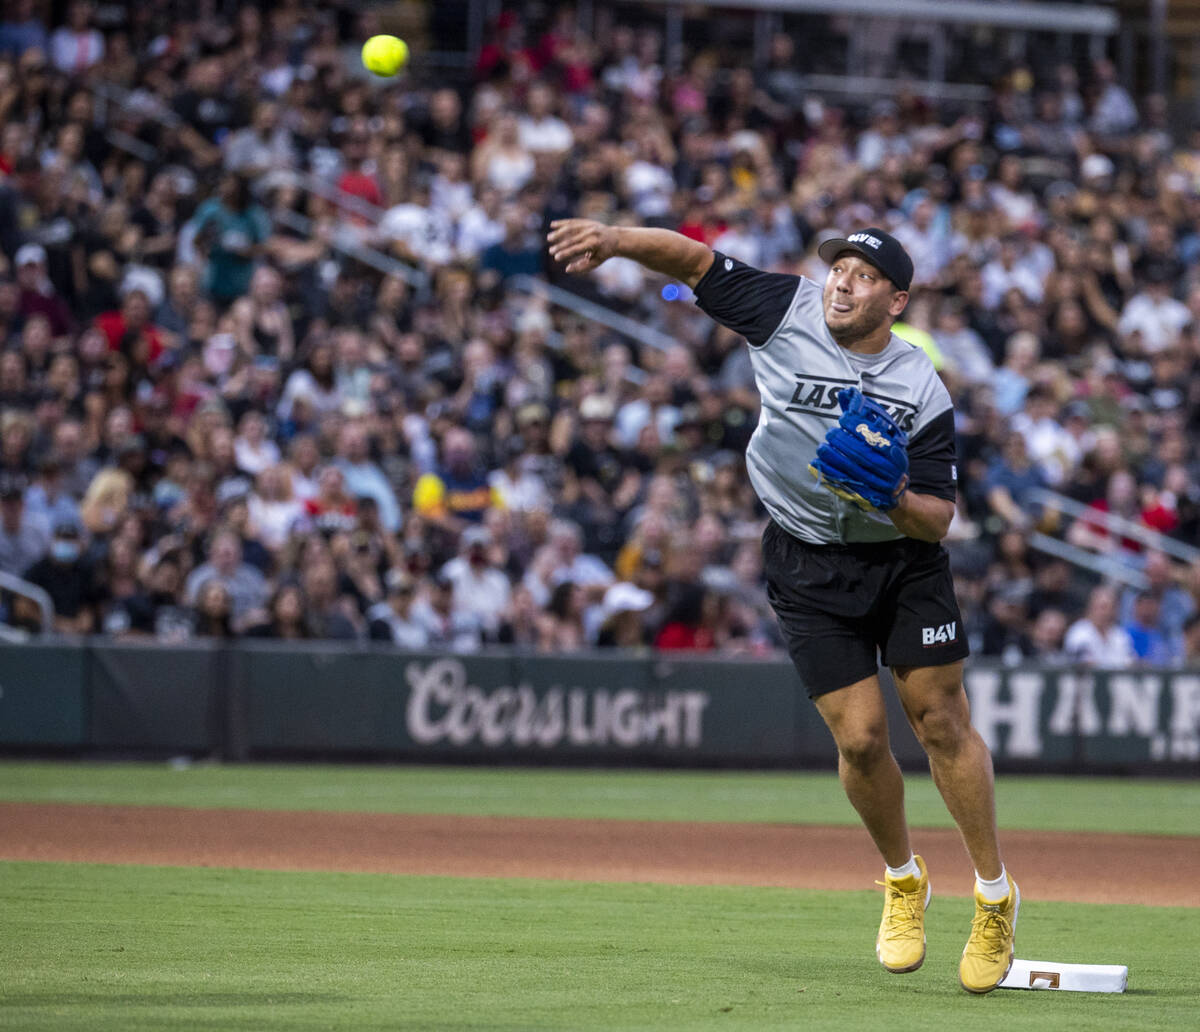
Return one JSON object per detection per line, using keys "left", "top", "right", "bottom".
{"left": 999, "top": 958, "right": 1128, "bottom": 993}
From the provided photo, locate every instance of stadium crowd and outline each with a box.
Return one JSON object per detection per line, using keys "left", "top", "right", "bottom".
{"left": 1, "top": 1, "right": 1200, "bottom": 667}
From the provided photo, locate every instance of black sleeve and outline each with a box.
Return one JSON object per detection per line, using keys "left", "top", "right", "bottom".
{"left": 692, "top": 252, "right": 799, "bottom": 347}
{"left": 906, "top": 407, "right": 957, "bottom": 502}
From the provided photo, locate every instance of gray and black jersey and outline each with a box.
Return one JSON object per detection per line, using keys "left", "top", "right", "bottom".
{"left": 694, "top": 252, "right": 957, "bottom": 546}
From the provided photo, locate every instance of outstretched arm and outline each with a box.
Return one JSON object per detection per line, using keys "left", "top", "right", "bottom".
{"left": 548, "top": 219, "right": 714, "bottom": 288}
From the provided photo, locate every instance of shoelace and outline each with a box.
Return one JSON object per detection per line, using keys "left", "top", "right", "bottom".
{"left": 875, "top": 880, "right": 924, "bottom": 940}
{"left": 966, "top": 905, "right": 1013, "bottom": 960}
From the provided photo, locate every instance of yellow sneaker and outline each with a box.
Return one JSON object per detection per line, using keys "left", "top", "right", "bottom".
{"left": 875, "top": 855, "right": 930, "bottom": 973}
{"left": 959, "top": 875, "right": 1020, "bottom": 994}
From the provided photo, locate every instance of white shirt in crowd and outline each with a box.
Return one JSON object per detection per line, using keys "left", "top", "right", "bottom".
{"left": 457, "top": 204, "right": 505, "bottom": 260}
{"left": 1063, "top": 618, "right": 1136, "bottom": 667}
{"left": 593, "top": 255, "right": 646, "bottom": 301}
{"left": 615, "top": 398, "right": 680, "bottom": 449}
{"left": 1010, "top": 412, "right": 1082, "bottom": 486}
{"left": 378, "top": 203, "right": 456, "bottom": 267}
{"left": 489, "top": 467, "right": 550, "bottom": 514}
{"left": 981, "top": 257, "right": 1045, "bottom": 309}
{"left": 1117, "top": 292, "right": 1191, "bottom": 354}
{"left": 518, "top": 115, "right": 573, "bottom": 155}
{"left": 439, "top": 557, "right": 512, "bottom": 634}
{"left": 624, "top": 160, "right": 674, "bottom": 218}
{"left": 430, "top": 175, "right": 474, "bottom": 222}
{"left": 234, "top": 437, "right": 281, "bottom": 477}
{"left": 247, "top": 496, "right": 304, "bottom": 550}
{"left": 50, "top": 28, "right": 104, "bottom": 75}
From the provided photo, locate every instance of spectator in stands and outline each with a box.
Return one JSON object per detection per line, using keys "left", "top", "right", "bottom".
{"left": 23, "top": 457, "right": 81, "bottom": 533}
{"left": 538, "top": 579, "right": 587, "bottom": 651}
{"left": 231, "top": 266, "right": 294, "bottom": 362}
{"left": 246, "top": 583, "right": 312, "bottom": 641}
{"left": 411, "top": 569, "right": 484, "bottom": 651}
{"left": 495, "top": 582, "right": 543, "bottom": 649}
{"left": 94, "top": 285, "right": 167, "bottom": 366}
{"left": 480, "top": 203, "right": 543, "bottom": 282}
{"left": 0, "top": 473, "right": 48, "bottom": 576}
{"left": 233, "top": 411, "right": 280, "bottom": 477}
{"left": 367, "top": 568, "right": 429, "bottom": 648}
{"left": 191, "top": 173, "right": 271, "bottom": 304}
{"left": 0, "top": 0, "right": 47, "bottom": 58}
{"left": 413, "top": 427, "right": 498, "bottom": 531}
{"left": 1089, "top": 58, "right": 1138, "bottom": 135}
{"left": 48, "top": 2, "right": 104, "bottom": 77}
{"left": 1010, "top": 386, "right": 1080, "bottom": 487}
{"left": 1066, "top": 469, "right": 1144, "bottom": 560}
{"left": 14, "top": 244, "right": 73, "bottom": 338}
{"left": 298, "top": 556, "right": 359, "bottom": 640}
{"left": 983, "top": 431, "right": 1047, "bottom": 532}
{"left": 1119, "top": 550, "right": 1191, "bottom": 638}
{"left": 22, "top": 522, "right": 91, "bottom": 633}
{"left": 1183, "top": 613, "right": 1200, "bottom": 667}
{"left": 333, "top": 421, "right": 400, "bottom": 533}
{"left": 1029, "top": 608, "right": 1070, "bottom": 665}
{"left": 248, "top": 464, "right": 303, "bottom": 552}
{"left": 439, "top": 526, "right": 511, "bottom": 638}
{"left": 184, "top": 528, "right": 268, "bottom": 623}
{"left": 191, "top": 579, "right": 236, "bottom": 639}
{"left": 1064, "top": 585, "right": 1135, "bottom": 667}
{"left": 1123, "top": 591, "right": 1178, "bottom": 666}
{"left": 595, "top": 581, "right": 653, "bottom": 649}
{"left": 1117, "top": 262, "right": 1190, "bottom": 356}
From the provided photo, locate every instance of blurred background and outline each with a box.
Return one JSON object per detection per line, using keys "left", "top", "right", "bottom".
{"left": 0, "top": 0, "right": 1198, "bottom": 701}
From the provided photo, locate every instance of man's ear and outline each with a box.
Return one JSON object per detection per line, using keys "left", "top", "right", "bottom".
{"left": 889, "top": 290, "right": 910, "bottom": 318}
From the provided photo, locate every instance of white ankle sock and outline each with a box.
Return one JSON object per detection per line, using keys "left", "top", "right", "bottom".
{"left": 886, "top": 856, "right": 920, "bottom": 881}
{"left": 975, "top": 867, "right": 1009, "bottom": 902}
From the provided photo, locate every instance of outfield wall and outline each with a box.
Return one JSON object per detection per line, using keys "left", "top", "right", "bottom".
{"left": 1, "top": 640, "right": 1197, "bottom": 772}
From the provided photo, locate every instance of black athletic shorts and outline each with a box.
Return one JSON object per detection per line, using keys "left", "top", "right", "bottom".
{"left": 762, "top": 519, "right": 970, "bottom": 697}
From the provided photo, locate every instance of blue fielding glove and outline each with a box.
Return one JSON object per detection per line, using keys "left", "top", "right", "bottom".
{"left": 809, "top": 387, "right": 909, "bottom": 512}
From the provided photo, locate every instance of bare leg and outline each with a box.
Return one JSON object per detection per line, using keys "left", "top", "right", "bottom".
{"left": 814, "top": 675, "right": 912, "bottom": 868}
{"left": 892, "top": 661, "right": 1002, "bottom": 880}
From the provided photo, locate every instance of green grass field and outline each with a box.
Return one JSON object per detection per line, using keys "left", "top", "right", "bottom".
{"left": 2, "top": 761, "right": 1200, "bottom": 834}
{"left": 1, "top": 762, "right": 1196, "bottom": 1031}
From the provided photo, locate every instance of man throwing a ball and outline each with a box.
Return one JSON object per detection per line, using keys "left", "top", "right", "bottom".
{"left": 548, "top": 218, "right": 1018, "bottom": 993}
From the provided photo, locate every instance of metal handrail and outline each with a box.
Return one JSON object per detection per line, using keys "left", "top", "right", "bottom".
{"left": 636, "top": 0, "right": 1118, "bottom": 33}
{"left": 0, "top": 571, "right": 57, "bottom": 635}
{"left": 1027, "top": 487, "right": 1200, "bottom": 565}
{"left": 268, "top": 206, "right": 428, "bottom": 290}
{"left": 508, "top": 276, "right": 679, "bottom": 355}
{"left": 1027, "top": 532, "right": 1148, "bottom": 590}
{"left": 290, "top": 169, "right": 388, "bottom": 226}
{"left": 797, "top": 74, "right": 992, "bottom": 104}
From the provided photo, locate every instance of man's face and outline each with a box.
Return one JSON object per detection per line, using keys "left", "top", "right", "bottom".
{"left": 821, "top": 253, "right": 905, "bottom": 343}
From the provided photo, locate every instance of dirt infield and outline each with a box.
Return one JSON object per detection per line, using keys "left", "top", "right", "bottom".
{"left": 2, "top": 803, "right": 1197, "bottom": 907}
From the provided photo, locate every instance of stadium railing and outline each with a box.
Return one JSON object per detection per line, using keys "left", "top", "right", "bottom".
{"left": 1027, "top": 487, "right": 1200, "bottom": 567}
{"left": 0, "top": 572, "right": 56, "bottom": 641}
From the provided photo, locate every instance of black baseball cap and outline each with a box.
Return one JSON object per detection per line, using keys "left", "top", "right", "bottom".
{"left": 818, "top": 228, "right": 914, "bottom": 292}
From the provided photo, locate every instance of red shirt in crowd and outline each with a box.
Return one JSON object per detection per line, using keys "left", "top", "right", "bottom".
{"left": 654, "top": 624, "right": 717, "bottom": 651}
{"left": 94, "top": 310, "right": 167, "bottom": 363}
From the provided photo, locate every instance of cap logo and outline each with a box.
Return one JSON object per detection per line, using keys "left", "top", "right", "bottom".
{"left": 847, "top": 232, "right": 883, "bottom": 249}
